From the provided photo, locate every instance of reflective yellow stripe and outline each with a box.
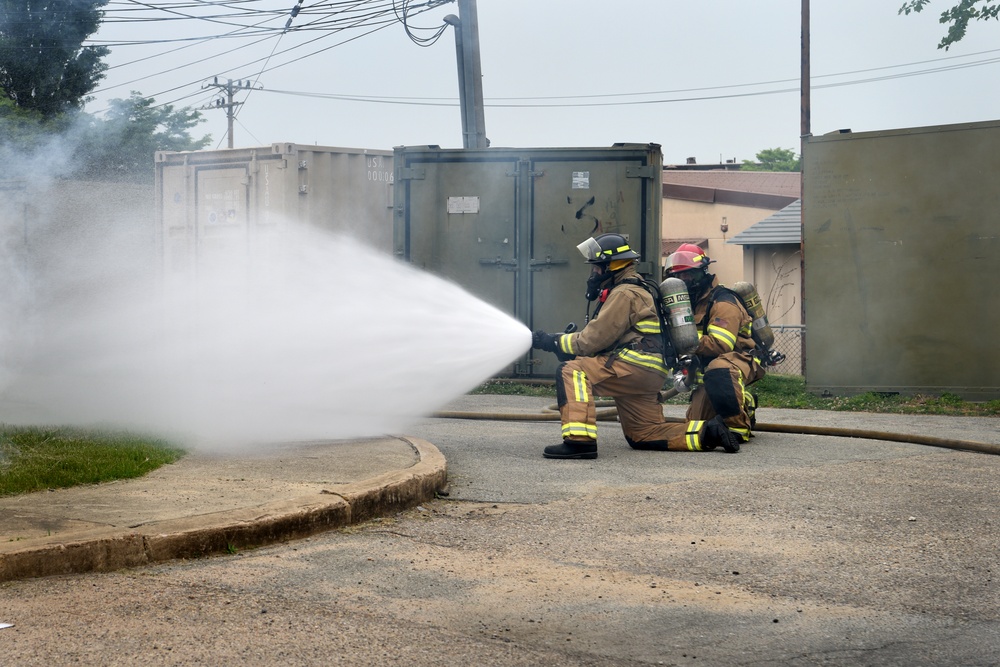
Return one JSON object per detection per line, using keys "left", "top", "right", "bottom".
{"left": 634, "top": 319, "right": 661, "bottom": 334}
{"left": 599, "top": 244, "right": 630, "bottom": 259}
{"left": 618, "top": 348, "right": 669, "bottom": 375}
{"left": 708, "top": 324, "right": 736, "bottom": 351}
{"left": 558, "top": 334, "right": 575, "bottom": 355}
{"left": 685, "top": 420, "right": 704, "bottom": 451}
{"left": 572, "top": 369, "right": 589, "bottom": 402}
{"left": 562, "top": 422, "right": 598, "bottom": 439}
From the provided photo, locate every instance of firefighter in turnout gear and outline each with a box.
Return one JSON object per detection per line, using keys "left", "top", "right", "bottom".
{"left": 530, "top": 234, "right": 743, "bottom": 459}
{"left": 665, "top": 243, "right": 765, "bottom": 446}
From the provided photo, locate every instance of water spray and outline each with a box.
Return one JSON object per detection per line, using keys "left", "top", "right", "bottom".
{"left": 0, "top": 213, "right": 531, "bottom": 452}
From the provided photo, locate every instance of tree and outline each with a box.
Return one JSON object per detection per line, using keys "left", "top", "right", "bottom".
{"left": 741, "top": 148, "right": 800, "bottom": 172}
{"left": 0, "top": 0, "right": 110, "bottom": 117}
{"left": 0, "top": 94, "right": 48, "bottom": 147}
{"left": 73, "top": 92, "right": 212, "bottom": 183}
{"left": 0, "top": 94, "right": 79, "bottom": 175}
{"left": 899, "top": 1, "right": 1000, "bottom": 49}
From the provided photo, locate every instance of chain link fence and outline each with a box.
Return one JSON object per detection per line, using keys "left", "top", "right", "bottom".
{"left": 767, "top": 325, "right": 804, "bottom": 376}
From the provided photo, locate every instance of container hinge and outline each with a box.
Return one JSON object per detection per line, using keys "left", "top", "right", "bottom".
{"left": 529, "top": 257, "right": 569, "bottom": 271}
{"left": 399, "top": 167, "right": 426, "bottom": 180}
{"left": 479, "top": 257, "right": 518, "bottom": 271}
{"left": 506, "top": 161, "right": 543, "bottom": 178}
{"left": 626, "top": 165, "right": 656, "bottom": 179}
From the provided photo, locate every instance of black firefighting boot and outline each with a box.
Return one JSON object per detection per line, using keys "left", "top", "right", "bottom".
{"left": 543, "top": 440, "right": 598, "bottom": 460}
{"left": 702, "top": 415, "right": 741, "bottom": 453}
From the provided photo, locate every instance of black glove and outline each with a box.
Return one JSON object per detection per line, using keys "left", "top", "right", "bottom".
{"left": 531, "top": 330, "right": 560, "bottom": 353}
{"left": 554, "top": 348, "right": 576, "bottom": 362}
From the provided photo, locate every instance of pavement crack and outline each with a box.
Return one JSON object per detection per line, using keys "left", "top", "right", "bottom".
{"left": 366, "top": 529, "right": 460, "bottom": 549}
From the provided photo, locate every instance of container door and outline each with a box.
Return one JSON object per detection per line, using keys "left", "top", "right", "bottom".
{"left": 400, "top": 159, "right": 518, "bottom": 315}
{"left": 528, "top": 156, "right": 653, "bottom": 376}
{"left": 196, "top": 166, "right": 250, "bottom": 272}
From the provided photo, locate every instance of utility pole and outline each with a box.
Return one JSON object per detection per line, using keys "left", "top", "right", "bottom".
{"left": 801, "top": 0, "right": 810, "bottom": 143}
{"left": 443, "top": 0, "right": 488, "bottom": 149}
{"left": 202, "top": 78, "right": 257, "bottom": 149}
{"left": 800, "top": 0, "right": 810, "bottom": 376}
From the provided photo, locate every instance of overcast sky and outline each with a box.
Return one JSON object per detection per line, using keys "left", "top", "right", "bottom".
{"left": 85, "top": 0, "right": 1000, "bottom": 165}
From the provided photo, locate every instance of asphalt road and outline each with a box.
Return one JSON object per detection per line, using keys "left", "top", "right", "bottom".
{"left": 3, "top": 396, "right": 999, "bottom": 666}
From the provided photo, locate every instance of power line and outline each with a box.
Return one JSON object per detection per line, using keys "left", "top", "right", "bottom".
{"left": 87, "top": 0, "right": 450, "bottom": 106}
{"left": 81, "top": 0, "right": 1000, "bottom": 139}
{"left": 90, "top": 0, "right": 450, "bottom": 40}
{"left": 251, "top": 51, "right": 1000, "bottom": 109}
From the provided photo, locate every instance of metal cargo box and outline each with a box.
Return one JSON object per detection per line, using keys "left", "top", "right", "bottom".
{"left": 393, "top": 144, "right": 662, "bottom": 378}
{"left": 155, "top": 143, "right": 394, "bottom": 276}
{"left": 802, "top": 120, "right": 1000, "bottom": 400}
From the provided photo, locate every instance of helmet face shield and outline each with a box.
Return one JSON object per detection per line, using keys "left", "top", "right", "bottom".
{"left": 665, "top": 250, "right": 702, "bottom": 273}
{"left": 576, "top": 237, "right": 603, "bottom": 262}
{"left": 665, "top": 248, "right": 713, "bottom": 274}
{"left": 579, "top": 233, "right": 641, "bottom": 264}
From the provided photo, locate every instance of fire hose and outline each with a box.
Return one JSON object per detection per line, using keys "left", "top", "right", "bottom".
{"left": 431, "top": 393, "right": 1000, "bottom": 457}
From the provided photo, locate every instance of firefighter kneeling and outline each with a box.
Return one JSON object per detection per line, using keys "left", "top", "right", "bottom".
{"left": 662, "top": 243, "right": 765, "bottom": 449}
{"left": 531, "top": 235, "right": 748, "bottom": 460}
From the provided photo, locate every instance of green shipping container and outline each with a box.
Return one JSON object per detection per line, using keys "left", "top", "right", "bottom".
{"left": 393, "top": 144, "right": 662, "bottom": 378}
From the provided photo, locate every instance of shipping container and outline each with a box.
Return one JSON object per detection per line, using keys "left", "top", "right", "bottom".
{"left": 802, "top": 120, "right": 1000, "bottom": 400}
{"left": 393, "top": 144, "right": 662, "bottom": 377}
{"left": 155, "top": 143, "right": 394, "bottom": 278}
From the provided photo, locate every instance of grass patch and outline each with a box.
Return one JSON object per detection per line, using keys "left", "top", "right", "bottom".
{"left": 470, "top": 379, "right": 556, "bottom": 398}
{"left": 0, "top": 425, "right": 185, "bottom": 497}
{"left": 473, "top": 375, "right": 1000, "bottom": 417}
{"left": 752, "top": 375, "right": 1000, "bottom": 416}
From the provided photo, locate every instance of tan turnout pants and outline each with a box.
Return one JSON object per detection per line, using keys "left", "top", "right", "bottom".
{"left": 557, "top": 353, "right": 757, "bottom": 452}
{"left": 557, "top": 355, "right": 693, "bottom": 451}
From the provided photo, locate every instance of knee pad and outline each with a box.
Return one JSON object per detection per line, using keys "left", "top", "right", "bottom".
{"left": 703, "top": 367, "right": 742, "bottom": 419}
{"left": 624, "top": 434, "right": 671, "bottom": 451}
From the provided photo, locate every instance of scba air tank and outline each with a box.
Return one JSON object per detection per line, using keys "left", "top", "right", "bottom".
{"left": 732, "top": 281, "right": 775, "bottom": 349}
{"left": 658, "top": 277, "right": 699, "bottom": 355}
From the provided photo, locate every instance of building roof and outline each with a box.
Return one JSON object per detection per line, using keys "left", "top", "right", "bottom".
{"left": 727, "top": 199, "right": 801, "bottom": 246}
{"left": 662, "top": 170, "right": 801, "bottom": 196}
{"left": 662, "top": 170, "right": 800, "bottom": 210}
{"left": 662, "top": 237, "right": 709, "bottom": 257}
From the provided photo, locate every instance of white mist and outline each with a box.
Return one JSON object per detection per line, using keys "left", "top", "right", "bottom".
{"left": 0, "top": 214, "right": 530, "bottom": 451}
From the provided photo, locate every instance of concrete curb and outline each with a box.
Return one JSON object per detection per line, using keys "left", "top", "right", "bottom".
{"left": 0, "top": 436, "right": 447, "bottom": 583}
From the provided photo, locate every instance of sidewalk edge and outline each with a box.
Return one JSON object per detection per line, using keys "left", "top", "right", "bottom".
{"left": 0, "top": 436, "right": 447, "bottom": 583}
